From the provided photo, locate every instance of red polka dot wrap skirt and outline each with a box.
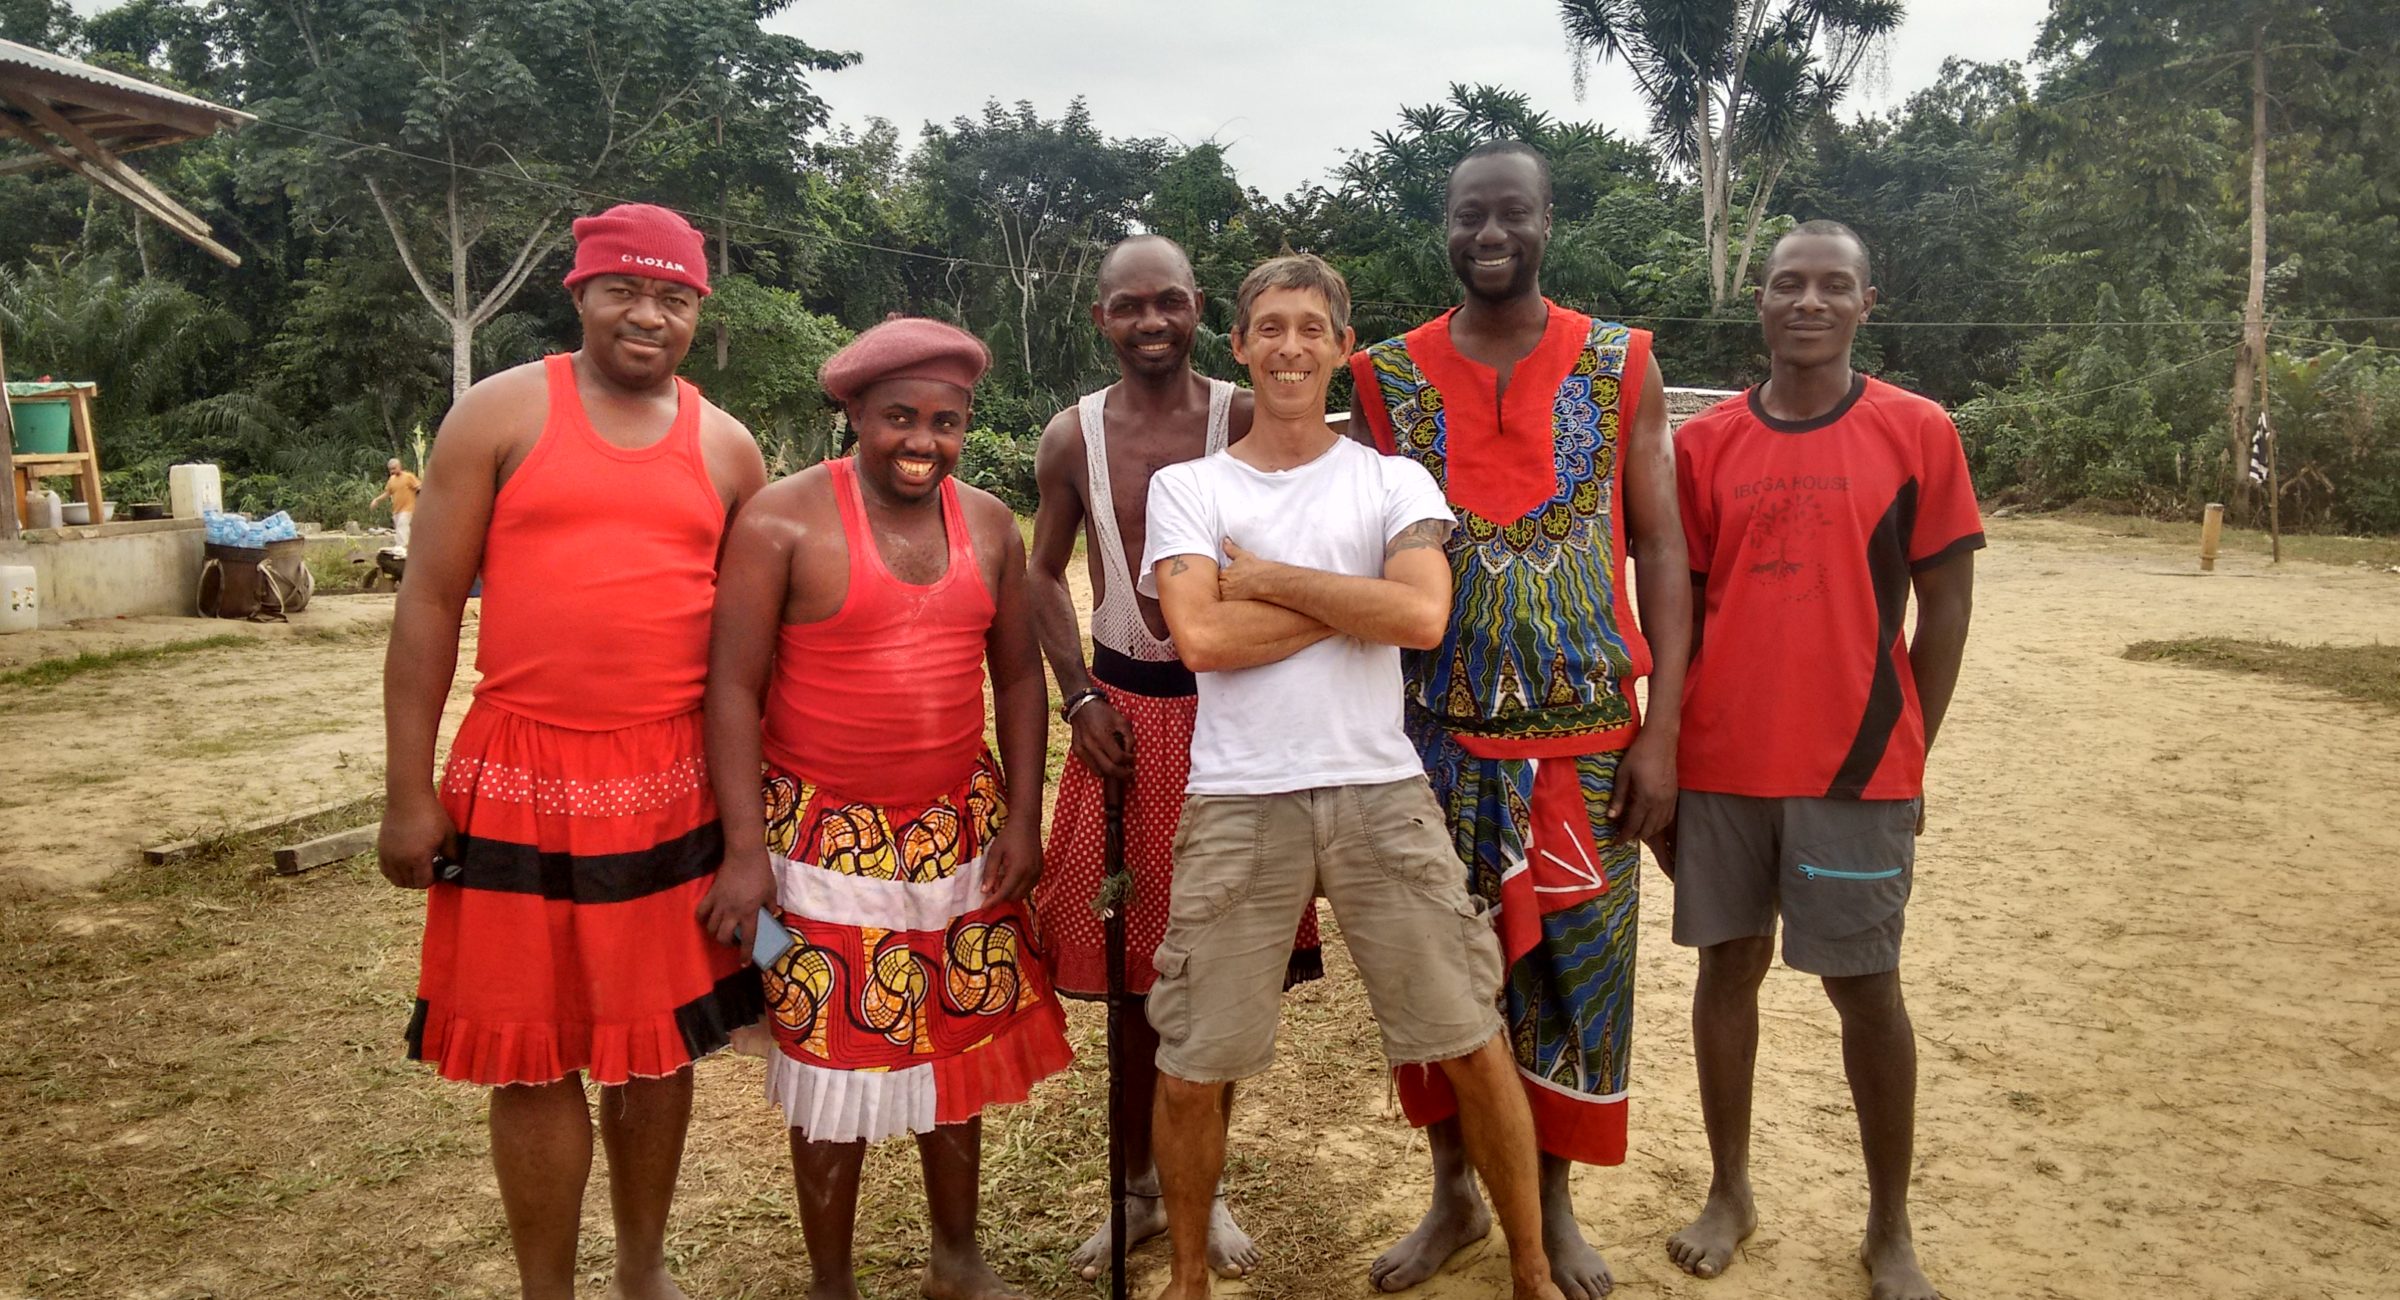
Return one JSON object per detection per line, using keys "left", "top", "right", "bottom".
{"left": 1036, "top": 683, "right": 1324, "bottom": 998}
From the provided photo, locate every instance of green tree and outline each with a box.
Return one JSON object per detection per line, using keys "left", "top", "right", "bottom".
{"left": 681, "top": 274, "right": 850, "bottom": 472}
{"left": 1781, "top": 59, "right": 2033, "bottom": 401}
{"left": 1559, "top": 0, "right": 1904, "bottom": 304}
{"left": 227, "top": 0, "right": 850, "bottom": 398}
{"left": 907, "top": 99, "right": 1168, "bottom": 425}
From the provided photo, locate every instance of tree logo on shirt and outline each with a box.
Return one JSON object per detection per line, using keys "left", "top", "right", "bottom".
{"left": 1742, "top": 493, "right": 1834, "bottom": 603}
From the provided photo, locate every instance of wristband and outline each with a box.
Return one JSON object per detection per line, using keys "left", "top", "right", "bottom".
{"left": 1060, "top": 688, "right": 1105, "bottom": 722}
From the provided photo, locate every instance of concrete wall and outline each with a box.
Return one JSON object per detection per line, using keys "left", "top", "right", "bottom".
{"left": 0, "top": 519, "right": 204, "bottom": 625}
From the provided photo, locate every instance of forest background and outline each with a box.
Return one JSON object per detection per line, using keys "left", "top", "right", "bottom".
{"left": 1, "top": 0, "right": 2395, "bottom": 535}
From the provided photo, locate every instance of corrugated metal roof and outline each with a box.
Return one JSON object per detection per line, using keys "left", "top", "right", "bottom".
{"left": 0, "top": 38, "right": 253, "bottom": 128}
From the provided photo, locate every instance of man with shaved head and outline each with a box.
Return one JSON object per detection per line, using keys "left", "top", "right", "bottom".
{"left": 1028, "top": 233, "right": 1323, "bottom": 1281}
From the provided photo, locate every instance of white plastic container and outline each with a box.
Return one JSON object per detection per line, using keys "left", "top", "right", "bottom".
{"left": 169, "top": 463, "right": 223, "bottom": 519}
{"left": 26, "top": 489, "right": 62, "bottom": 530}
{"left": 0, "top": 565, "right": 35, "bottom": 634}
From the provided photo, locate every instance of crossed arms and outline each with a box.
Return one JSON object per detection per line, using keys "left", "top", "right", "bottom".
{"left": 1150, "top": 518, "right": 1455, "bottom": 673}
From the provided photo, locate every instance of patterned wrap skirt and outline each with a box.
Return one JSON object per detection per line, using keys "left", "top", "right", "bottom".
{"left": 1393, "top": 719, "right": 1641, "bottom": 1166}
{"left": 408, "top": 702, "right": 762, "bottom": 1086}
{"left": 760, "top": 748, "right": 1073, "bottom": 1142}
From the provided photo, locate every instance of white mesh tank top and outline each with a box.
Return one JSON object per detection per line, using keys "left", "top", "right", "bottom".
{"left": 1082, "top": 378, "right": 1235, "bottom": 661}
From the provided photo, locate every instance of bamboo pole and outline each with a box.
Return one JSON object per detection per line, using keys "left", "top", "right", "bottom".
{"left": 2264, "top": 338, "right": 2281, "bottom": 564}
{"left": 2200, "top": 503, "right": 2225, "bottom": 572}
{"left": 0, "top": 324, "right": 18, "bottom": 540}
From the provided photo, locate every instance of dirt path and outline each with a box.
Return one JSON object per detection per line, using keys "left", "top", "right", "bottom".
{"left": 0, "top": 597, "right": 467, "bottom": 893}
{"left": 1, "top": 518, "right": 2395, "bottom": 1299}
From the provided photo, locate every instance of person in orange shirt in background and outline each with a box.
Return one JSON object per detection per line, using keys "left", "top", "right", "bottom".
{"left": 371, "top": 457, "right": 422, "bottom": 548}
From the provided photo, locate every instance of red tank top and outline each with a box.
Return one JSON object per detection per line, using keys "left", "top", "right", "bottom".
{"left": 763, "top": 457, "right": 995, "bottom": 805}
{"left": 473, "top": 354, "right": 724, "bottom": 730}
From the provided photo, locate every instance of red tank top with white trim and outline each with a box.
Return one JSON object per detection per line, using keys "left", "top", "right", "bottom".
{"left": 472, "top": 354, "right": 724, "bottom": 730}
{"left": 763, "top": 458, "right": 995, "bottom": 805}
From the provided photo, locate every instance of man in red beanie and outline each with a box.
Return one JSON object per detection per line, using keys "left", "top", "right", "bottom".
{"left": 381, "top": 201, "right": 768, "bottom": 1300}
{"left": 707, "top": 315, "right": 1070, "bottom": 1300}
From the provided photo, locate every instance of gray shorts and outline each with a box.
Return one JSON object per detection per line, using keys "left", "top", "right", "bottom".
{"left": 1671, "top": 791, "right": 1919, "bottom": 977}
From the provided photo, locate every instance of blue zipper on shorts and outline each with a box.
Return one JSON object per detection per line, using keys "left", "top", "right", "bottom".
{"left": 1796, "top": 863, "right": 1903, "bottom": 881}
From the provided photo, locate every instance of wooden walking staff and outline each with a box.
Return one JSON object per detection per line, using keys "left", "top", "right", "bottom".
{"left": 1101, "top": 774, "right": 1133, "bottom": 1300}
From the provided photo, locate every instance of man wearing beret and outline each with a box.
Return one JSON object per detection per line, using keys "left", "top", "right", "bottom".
{"left": 707, "top": 316, "right": 1071, "bottom": 1300}
{"left": 380, "top": 203, "right": 769, "bottom": 1299}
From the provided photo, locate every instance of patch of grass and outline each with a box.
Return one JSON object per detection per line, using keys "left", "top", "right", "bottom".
{"left": 304, "top": 539, "right": 388, "bottom": 594}
{"left": 2045, "top": 510, "right": 2400, "bottom": 569}
{"left": 2125, "top": 637, "right": 2400, "bottom": 712}
{"left": 0, "top": 633, "right": 252, "bottom": 689}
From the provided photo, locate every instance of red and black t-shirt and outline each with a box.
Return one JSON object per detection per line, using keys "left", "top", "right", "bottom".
{"left": 1675, "top": 374, "right": 1983, "bottom": 800}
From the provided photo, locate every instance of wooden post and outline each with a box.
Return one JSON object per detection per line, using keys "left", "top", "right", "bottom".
{"left": 2200, "top": 503, "right": 2225, "bottom": 572}
{"left": 67, "top": 387, "right": 104, "bottom": 526}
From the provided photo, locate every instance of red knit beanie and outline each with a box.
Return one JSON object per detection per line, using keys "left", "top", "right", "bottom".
{"left": 564, "top": 203, "right": 710, "bottom": 297}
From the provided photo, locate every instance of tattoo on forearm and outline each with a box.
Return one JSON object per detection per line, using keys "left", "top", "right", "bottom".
{"left": 1385, "top": 518, "right": 1454, "bottom": 557}
{"left": 1168, "top": 556, "right": 1190, "bottom": 576}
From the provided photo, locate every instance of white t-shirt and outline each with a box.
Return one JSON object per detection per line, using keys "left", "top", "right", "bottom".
{"left": 1141, "top": 435, "right": 1454, "bottom": 795}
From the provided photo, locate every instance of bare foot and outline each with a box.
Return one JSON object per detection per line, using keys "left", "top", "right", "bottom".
{"left": 1666, "top": 1185, "right": 1756, "bottom": 1280}
{"left": 1207, "top": 1193, "right": 1262, "bottom": 1278}
{"left": 1072, "top": 1192, "right": 1170, "bottom": 1279}
{"left": 1369, "top": 1188, "right": 1492, "bottom": 1292}
{"left": 1512, "top": 1276, "right": 1570, "bottom": 1300}
{"left": 921, "top": 1244, "right": 1029, "bottom": 1300}
{"left": 1860, "top": 1228, "right": 1937, "bottom": 1300}
{"left": 1542, "top": 1201, "right": 1614, "bottom": 1299}
{"left": 1149, "top": 1277, "right": 1212, "bottom": 1300}
{"left": 608, "top": 1267, "right": 690, "bottom": 1300}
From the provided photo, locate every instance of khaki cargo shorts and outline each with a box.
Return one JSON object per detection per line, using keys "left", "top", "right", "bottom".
{"left": 1148, "top": 776, "right": 1505, "bottom": 1083}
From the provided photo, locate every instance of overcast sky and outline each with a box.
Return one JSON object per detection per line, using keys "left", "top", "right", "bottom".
{"left": 778, "top": 0, "right": 2053, "bottom": 198}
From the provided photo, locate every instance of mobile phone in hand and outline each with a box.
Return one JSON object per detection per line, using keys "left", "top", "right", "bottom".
{"left": 750, "top": 907, "right": 795, "bottom": 970}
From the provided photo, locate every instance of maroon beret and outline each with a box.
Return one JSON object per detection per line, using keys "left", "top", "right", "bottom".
{"left": 819, "top": 317, "right": 992, "bottom": 406}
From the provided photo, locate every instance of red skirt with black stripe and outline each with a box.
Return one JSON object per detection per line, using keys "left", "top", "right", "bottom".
{"left": 407, "top": 701, "right": 762, "bottom": 1086}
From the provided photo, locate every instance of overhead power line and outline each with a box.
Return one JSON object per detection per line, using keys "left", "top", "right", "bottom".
{"left": 1957, "top": 343, "right": 2246, "bottom": 412}
{"left": 238, "top": 115, "right": 2398, "bottom": 336}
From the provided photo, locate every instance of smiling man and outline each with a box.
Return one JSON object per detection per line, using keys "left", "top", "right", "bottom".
{"left": 1666, "top": 220, "right": 1979, "bottom": 1300}
{"left": 379, "top": 203, "right": 768, "bottom": 1300}
{"left": 704, "top": 316, "right": 1070, "bottom": 1300}
{"left": 1027, "top": 234, "right": 1322, "bottom": 1282}
{"left": 1140, "top": 254, "right": 1567, "bottom": 1300}
{"left": 1349, "top": 140, "right": 1690, "bottom": 1300}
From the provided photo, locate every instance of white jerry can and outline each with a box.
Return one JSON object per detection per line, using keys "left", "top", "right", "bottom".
{"left": 0, "top": 565, "right": 36, "bottom": 633}
{"left": 169, "top": 463, "right": 224, "bottom": 519}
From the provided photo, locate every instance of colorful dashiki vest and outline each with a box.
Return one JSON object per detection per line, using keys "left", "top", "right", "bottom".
{"left": 1348, "top": 302, "right": 1655, "bottom": 1165}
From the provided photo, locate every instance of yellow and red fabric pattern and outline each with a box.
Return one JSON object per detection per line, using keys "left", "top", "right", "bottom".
{"left": 760, "top": 749, "right": 1072, "bottom": 1142}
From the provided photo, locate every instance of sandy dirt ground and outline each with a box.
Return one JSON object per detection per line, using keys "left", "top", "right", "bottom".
{"left": 0, "top": 598, "right": 466, "bottom": 893}
{"left": 1, "top": 516, "right": 2396, "bottom": 1300}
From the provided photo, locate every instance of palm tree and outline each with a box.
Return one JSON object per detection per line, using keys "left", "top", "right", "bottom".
{"left": 1560, "top": 0, "right": 1903, "bottom": 304}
